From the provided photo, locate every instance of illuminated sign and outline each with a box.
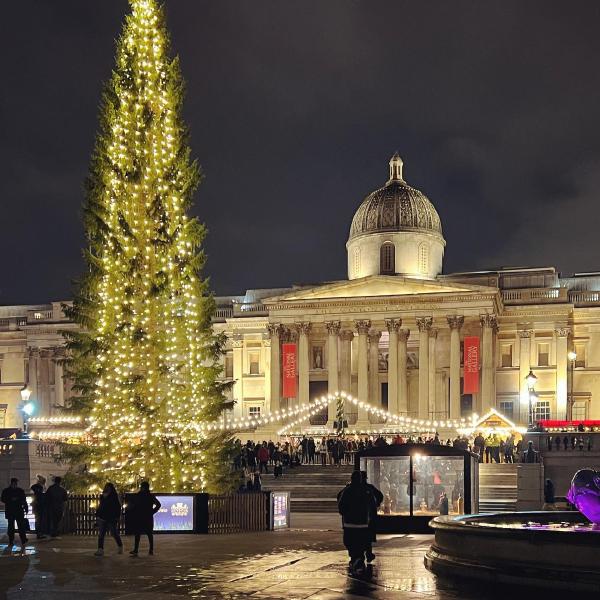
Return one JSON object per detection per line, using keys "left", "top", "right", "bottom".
{"left": 153, "top": 495, "right": 194, "bottom": 532}
{"left": 270, "top": 492, "right": 290, "bottom": 530}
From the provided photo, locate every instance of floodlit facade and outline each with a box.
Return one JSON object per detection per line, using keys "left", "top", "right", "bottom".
{"left": 2, "top": 154, "right": 600, "bottom": 430}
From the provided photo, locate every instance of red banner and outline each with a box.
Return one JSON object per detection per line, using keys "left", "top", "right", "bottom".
{"left": 463, "top": 336, "right": 480, "bottom": 394}
{"left": 282, "top": 343, "right": 297, "bottom": 398}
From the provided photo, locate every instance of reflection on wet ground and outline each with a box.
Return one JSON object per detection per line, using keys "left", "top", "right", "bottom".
{"left": 0, "top": 518, "right": 513, "bottom": 599}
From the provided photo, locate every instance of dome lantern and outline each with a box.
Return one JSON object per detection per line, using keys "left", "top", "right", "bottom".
{"left": 388, "top": 152, "right": 404, "bottom": 182}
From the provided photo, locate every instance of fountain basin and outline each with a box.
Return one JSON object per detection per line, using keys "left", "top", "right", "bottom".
{"left": 425, "top": 512, "right": 600, "bottom": 591}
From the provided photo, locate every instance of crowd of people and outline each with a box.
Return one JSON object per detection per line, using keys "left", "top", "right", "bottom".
{"left": 1, "top": 476, "right": 161, "bottom": 556}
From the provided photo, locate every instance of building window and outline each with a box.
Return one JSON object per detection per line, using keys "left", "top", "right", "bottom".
{"left": 33, "top": 312, "right": 43, "bottom": 320}
{"left": 353, "top": 248, "right": 361, "bottom": 278}
{"left": 225, "top": 352, "right": 233, "bottom": 379}
{"left": 572, "top": 401, "right": 588, "bottom": 421}
{"left": 312, "top": 345, "right": 324, "bottom": 369}
{"left": 380, "top": 243, "right": 395, "bottom": 275}
{"left": 418, "top": 243, "right": 429, "bottom": 274}
{"left": 537, "top": 343, "right": 549, "bottom": 367}
{"left": 499, "top": 400, "right": 514, "bottom": 421}
{"left": 575, "top": 343, "right": 586, "bottom": 368}
{"left": 533, "top": 400, "right": 551, "bottom": 422}
{"left": 248, "top": 351, "right": 260, "bottom": 375}
{"left": 248, "top": 406, "right": 261, "bottom": 418}
{"left": 501, "top": 344, "right": 513, "bottom": 368}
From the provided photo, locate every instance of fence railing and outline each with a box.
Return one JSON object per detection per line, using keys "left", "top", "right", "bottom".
{"left": 60, "top": 492, "right": 270, "bottom": 536}
{"left": 206, "top": 493, "right": 268, "bottom": 534}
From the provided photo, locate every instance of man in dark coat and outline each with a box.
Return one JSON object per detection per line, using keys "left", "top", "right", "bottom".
{"left": 337, "top": 471, "right": 375, "bottom": 575}
{"left": 45, "top": 476, "right": 68, "bottom": 538}
{"left": 128, "top": 481, "right": 161, "bottom": 555}
{"left": 360, "top": 471, "right": 383, "bottom": 563}
{"left": 30, "top": 474, "right": 47, "bottom": 538}
{"left": 1, "top": 478, "right": 28, "bottom": 551}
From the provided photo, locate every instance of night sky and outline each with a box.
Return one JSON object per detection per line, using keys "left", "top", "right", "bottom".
{"left": 2, "top": 1, "right": 600, "bottom": 304}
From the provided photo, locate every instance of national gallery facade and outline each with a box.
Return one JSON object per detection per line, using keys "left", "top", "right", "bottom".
{"left": 1, "top": 153, "right": 600, "bottom": 430}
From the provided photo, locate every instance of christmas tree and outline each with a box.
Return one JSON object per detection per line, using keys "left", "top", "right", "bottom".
{"left": 63, "top": 0, "right": 233, "bottom": 493}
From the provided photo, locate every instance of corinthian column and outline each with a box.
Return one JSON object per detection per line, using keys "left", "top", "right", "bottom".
{"left": 297, "top": 322, "right": 311, "bottom": 407}
{"left": 429, "top": 328, "right": 438, "bottom": 417}
{"left": 518, "top": 329, "right": 532, "bottom": 424}
{"left": 398, "top": 328, "right": 410, "bottom": 414}
{"left": 385, "top": 319, "right": 402, "bottom": 414}
{"left": 339, "top": 330, "right": 354, "bottom": 394}
{"left": 555, "top": 327, "right": 569, "bottom": 420}
{"left": 480, "top": 314, "right": 497, "bottom": 414}
{"left": 416, "top": 317, "right": 433, "bottom": 419}
{"left": 368, "top": 330, "right": 382, "bottom": 407}
{"left": 355, "top": 320, "right": 371, "bottom": 424}
{"left": 54, "top": 348, "right": 65, "bottom": 409}
{"left": 447, "top": 316, "right": 464, "bottom": 420}
{"left": 326, "top": 321, "right": 341, "bottom": 423}
{"left": 267, "top": 324, "right": 281, "bottom": 412}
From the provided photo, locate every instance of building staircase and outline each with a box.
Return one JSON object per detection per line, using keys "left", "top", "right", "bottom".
{"left": 479, "top": 463, "right": 543, "bottom": 513}
{"left": 261, "top": 464, "right": 353, "bottom": 513}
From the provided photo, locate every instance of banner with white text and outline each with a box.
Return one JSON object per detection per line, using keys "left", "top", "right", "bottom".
{"left": 463, "top": 336, "right": 480, "bottom": 394}
{"left": 282, "top": 343, "right": 297, "bottom": 398}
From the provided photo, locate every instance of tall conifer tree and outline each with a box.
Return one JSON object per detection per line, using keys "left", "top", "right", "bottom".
{"left": 64, "top": 0, "right": 232, "bottom": 492}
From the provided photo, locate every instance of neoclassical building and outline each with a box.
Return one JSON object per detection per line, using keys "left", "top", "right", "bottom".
{"left": 2, "top": 154, "right": 600, "bottom": 431}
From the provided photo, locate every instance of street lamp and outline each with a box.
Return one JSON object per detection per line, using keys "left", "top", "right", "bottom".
{"left": 567, "top": 351, "right": 577, "bottom": 421}
{"left": 525, "top": 370, "right": 538, "bottom": 429}
{"left": 20, "top": 385, "right": 35, "bottom": 434}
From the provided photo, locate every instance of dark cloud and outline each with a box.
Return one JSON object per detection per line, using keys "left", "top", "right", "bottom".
{"left": 2, "top": 0, "right": 600, "bottom": 303}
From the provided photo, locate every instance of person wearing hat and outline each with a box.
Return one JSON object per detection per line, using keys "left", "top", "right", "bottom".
{"left": 30, "top": 475, "right": 47, "bottom": 539}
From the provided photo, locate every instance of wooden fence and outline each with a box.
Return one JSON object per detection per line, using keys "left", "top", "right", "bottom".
{"left": 61, "top": 492, "right": 269, "bottom": 535}
{"left": 206, "top": 492, "right": 268, "bottom": 534}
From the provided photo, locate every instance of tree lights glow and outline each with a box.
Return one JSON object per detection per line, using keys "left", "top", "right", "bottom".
{"left": 63, "top": 0, "right": 232, "bottom": 493}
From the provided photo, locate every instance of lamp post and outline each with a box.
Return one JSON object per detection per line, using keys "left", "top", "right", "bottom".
{"left": 525, "top": 369, "right": 538, "bottom": 429}
{"left": 19, "top": 385, "right": 34, "bottom": 435}
{"left": 567, "top": 350, "right": 577, "bottom": 421}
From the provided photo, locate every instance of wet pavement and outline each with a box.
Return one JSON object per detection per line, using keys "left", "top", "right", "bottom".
{"left": 0, "top": 514, "right": 504, "bottom": 599}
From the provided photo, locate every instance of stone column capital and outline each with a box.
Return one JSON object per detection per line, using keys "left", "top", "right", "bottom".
{"left": 555, "top": 327, "right": 571, "bottom": 338}
{"left": 355, "top": 319, "right": 371, "bottom": 335}
{"left": 231, "top": 335, "right": 244, "bottom": 348}
{"left": 340, "top": 330, "right": 354, "bottom": 343}
{"left": 325, "top": 320, "right": 341, "bottom": 335}
{"left": 518, "top": 329, "right": 533, "bottom": 339}
{"left": 398, "top": 328, "right": 410, "bottom": 343}
{"left": 266, "top": 323, "right": 282, "bottom": 338}
{"left": 416, "top": 316, "right": 433, "bottom": 332}
{"left": 480, "top": 314, "right": 498, "bottom": 330}
{"left": 295, "top": 322, "right": 312, "bottom": 336}
{"left": 447, "top": 315, "right": 464, "bottom": 330}
{"left": 368, "top": 330, "right": 382, "bottom": 344}
{"left": 385, "top": 318, "right": 403, "bottom": 333}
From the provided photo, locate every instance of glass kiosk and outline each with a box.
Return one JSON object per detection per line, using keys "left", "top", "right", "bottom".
{"left": 356, "top": 444, "right": 479, "bottom": 533}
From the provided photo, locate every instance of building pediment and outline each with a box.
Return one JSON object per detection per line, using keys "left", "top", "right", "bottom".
{"left": 263, "top": 275, "right": 498, "bottom": 304}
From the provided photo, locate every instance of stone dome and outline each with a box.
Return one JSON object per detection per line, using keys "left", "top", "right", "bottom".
{"left": 348, "top": 153, "right": 443, "bottom": 241}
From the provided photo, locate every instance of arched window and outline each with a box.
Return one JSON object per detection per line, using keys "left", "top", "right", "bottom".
{"left": 418, "top": 243, "right": 429, "bottom": 274}
{"left": 380, "top": 242, "right": 395, "bottom": 275}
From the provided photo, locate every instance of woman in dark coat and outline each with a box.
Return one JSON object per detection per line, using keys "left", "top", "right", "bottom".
{"left": 95, "top": 482, "right": 123, "bottom": 556}
{"left": 128, "top": 481, "right": 161, "bottom": 555}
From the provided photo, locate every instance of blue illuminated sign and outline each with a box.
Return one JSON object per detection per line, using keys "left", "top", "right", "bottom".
{"left": 153, "top": 495, "right": 194, "bottom": 532}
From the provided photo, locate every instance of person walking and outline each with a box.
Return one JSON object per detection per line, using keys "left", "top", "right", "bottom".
{"left": 337, "top": 471, "right": 374, "bottom": 576}
{"left": 360, "top": 471, "right": 383, "bottom": 563}
{"left": 45, "top": 476, "right": 68, "bottom": 538}
{"left": 128, "top": 481, "right": 161, "bottom": 556}
{"left": 257, "top": 443, "right": 270, "bottom": 474}
{"left": 1, "top": 478, "right": 29, "bottom": 552}
{"left": 94, "top": 483, "right": 124, "bottom": 556}
{"left": 30, "top": 475, "right": 47, "bottom": 539}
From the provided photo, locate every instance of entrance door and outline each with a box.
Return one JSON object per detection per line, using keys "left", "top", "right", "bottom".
{"left": 309, "top": 381, "right": 328, "bottom": 425}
